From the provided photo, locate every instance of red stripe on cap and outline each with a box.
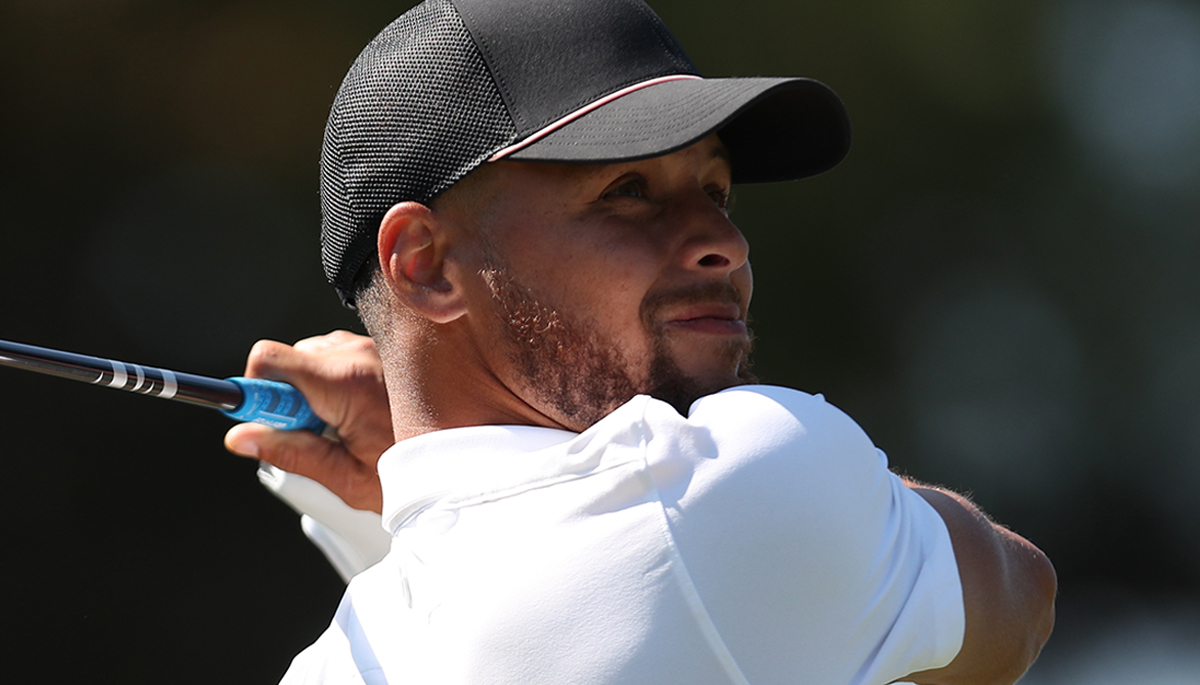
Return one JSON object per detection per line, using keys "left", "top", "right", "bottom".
{"left": 488, "top": 74, "right": 703, "bottom": 162}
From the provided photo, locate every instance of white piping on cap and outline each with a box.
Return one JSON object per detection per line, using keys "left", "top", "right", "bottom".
{"left": 488, "top": 74, "right": 703, "bottom": 162}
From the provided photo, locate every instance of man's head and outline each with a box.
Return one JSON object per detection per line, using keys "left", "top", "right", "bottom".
{"left": 322, "top": 0, "right": 850, "bottom": 430}
{"left": 321, "top": 0, "right": 849, "bottom": 308}
{"left": 355, "top": 133, "right": 754, "bottom": 428}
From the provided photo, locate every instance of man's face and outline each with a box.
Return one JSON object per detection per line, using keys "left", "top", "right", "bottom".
{"left": 449, "top": 134, "right": 755, "bottom": 430}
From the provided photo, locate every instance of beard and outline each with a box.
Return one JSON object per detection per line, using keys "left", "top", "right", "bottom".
{"left": 481, "top": 261, "right": 756, "bottom": 429}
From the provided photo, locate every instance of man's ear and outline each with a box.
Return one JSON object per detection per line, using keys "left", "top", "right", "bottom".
{"left": 376, "top": 201, "right": 467, "bottom": 324}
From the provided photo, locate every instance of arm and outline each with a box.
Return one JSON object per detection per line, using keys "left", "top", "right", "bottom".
{"left": 898, "top": 482, "right": 1057, "bottom": 685}
{"left": 224, "top": 330, "right": 391, "bottom": 513}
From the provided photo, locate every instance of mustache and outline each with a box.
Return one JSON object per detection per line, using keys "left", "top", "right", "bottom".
{"left": 640, "top": 281, "right": 747, "bottom": 328}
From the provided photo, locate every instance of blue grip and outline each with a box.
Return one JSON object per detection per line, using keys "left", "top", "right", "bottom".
{"left": 221, "top": 377, "right": 327, "bottom": 433}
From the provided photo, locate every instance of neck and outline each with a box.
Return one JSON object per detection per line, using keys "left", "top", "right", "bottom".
{"left": 381, "top": 321, "right": 571, "bottom": 443}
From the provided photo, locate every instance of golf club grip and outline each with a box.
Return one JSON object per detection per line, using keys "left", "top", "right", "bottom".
{"left": 223, "top": 377, "right": 326, "bottom": 432}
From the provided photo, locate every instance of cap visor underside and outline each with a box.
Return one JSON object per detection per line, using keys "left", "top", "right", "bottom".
{"left": 505, "top": 77, "right": 851, "bottom": 183}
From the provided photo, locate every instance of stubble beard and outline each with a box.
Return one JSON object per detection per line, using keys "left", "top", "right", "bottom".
{"left": 482, "top": 262, "right": 756, "bottom": 430}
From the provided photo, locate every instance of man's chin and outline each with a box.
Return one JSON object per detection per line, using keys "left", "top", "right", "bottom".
{"left": 649, "top": 339, "right": 755, "bottom": 413}
{"left": 644, "top": 364, "right": 754, "bottom": 417}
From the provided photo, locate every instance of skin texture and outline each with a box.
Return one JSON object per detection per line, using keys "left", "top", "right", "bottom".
{"left": 479, "top": 250, "right": 755, "bottom": 426}
{"left": 224, "top": 134, "right": 1056, "bottom": 685}
{"left": 902, "top": 485, "right": 1057, "bottom": 685}
{"left": 432, "top": 134, "right": 755, "bottom": 430}
{"left": 460, "top": 138, "right": 756, "bottom": 426}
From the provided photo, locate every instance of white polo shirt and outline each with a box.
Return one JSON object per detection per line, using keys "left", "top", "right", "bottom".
{"left": 281, "top": 385, "right": 964, "bottom": 684}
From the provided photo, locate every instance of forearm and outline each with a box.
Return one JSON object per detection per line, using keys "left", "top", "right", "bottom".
{"left": 902, "top": 481, "right": 1057, "bottom": 685}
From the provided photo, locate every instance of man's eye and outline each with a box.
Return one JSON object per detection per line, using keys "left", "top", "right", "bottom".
{"left": 607, "top": 179, "right": 646, "bottom": 199}
{"left": 709, "top": 188, "right": 731, "bottom": 212}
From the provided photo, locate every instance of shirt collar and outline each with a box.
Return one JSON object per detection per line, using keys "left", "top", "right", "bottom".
{"left": 378, "top": 424, "right": 579, "bottom": 534}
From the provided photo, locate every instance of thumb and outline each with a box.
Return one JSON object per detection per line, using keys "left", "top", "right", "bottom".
{"left": 225, "top": 422, "right": 383, "bottom": 513}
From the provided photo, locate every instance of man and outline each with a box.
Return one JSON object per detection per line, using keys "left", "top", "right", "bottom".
{"left": 225, "top": 0, "right": 1056, "bottom": 682}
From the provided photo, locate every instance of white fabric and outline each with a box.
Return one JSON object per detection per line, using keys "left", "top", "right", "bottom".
{"left": 257, "top": 464, "right": 393, "bottom": 582}
{"left": 281, "top": 385, "right": 965, "bottom": 684}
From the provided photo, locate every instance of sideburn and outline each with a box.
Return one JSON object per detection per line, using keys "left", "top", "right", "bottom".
{"left": 482, "top": 265, "right": 644, "bottom": 428}
{"left": 482, "top": 259, "right": 757, "bottom": 427}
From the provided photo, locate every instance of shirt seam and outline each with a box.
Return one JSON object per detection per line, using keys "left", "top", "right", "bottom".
{"left": 441, "top": 459, "right": 640, "bottom": 510}
{"left": 636, "top": 399, "right": 753, "bottom": 685}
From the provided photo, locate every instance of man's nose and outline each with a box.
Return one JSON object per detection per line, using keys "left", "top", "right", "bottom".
{"left": 674, "top": 196, "right": 750, "bottom": 274}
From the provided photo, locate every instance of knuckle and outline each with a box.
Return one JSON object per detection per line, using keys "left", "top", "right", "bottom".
{"left": 293, "top": 334, "right": 330, "bottom": 353}
{"left": 246, "top": 339, "right": 288, "bottom": 375}
{"left": 352, "top": 334, "right": 379, "bottom": 354}
{"left": 345, "top": 369, "right": 388, "bottom": 400}
{"left": 295, "top": 329, "right": 357, "bottom": 353}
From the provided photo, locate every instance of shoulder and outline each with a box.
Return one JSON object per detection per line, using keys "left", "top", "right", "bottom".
{"left": 691, "top": 385, "right": 873, "bottom": 440}
{"left": 640, "top": 385, "right": 900, "bottom": 539}
{"left": 641, "top": 386, "right": 965, "bottom": 682}
{"left": 674, "top": 385, "right": 885, "bottom": 482}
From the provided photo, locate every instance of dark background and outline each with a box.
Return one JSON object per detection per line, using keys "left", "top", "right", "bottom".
{"left": 3, "top": 0, "right": 1200, "bottom": 682}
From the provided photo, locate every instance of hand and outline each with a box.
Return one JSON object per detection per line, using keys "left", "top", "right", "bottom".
{"left": 224, "top": 330, "right": 392, "bottom": 513}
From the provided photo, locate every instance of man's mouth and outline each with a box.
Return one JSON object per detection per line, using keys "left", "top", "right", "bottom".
{"left": 661, "top": 302, "right": 747, "bottom": 336}
{"left": 641, "top": 279, "right": 750, "bottom": 338}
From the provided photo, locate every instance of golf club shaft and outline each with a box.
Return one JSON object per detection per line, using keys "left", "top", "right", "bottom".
{"left": 0, "top": 339, "right": 324, "bottom": 431}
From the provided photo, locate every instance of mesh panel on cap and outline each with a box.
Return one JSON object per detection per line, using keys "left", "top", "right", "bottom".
{"left": 320, "top": 0, "right": 518, "bottom": 305}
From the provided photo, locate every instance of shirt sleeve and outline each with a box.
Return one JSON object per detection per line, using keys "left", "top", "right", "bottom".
{"left": 653, "top": 386, "right": 965, "bottom": 685}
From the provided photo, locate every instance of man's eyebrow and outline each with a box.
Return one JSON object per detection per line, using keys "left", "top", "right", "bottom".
{"left": 709, "top": 144, "right": 734, "bottom": 177}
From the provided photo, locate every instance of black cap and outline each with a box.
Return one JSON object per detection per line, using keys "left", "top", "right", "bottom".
{"left": 321, "top": 0, "right": 851, "bottom": 308}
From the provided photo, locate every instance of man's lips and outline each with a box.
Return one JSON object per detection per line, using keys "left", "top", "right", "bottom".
{"left": 661, "top": 303, "right": 747, "bottom": 336}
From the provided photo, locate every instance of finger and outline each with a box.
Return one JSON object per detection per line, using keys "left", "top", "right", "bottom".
{"left": 237, "top": 334, "right": 389, "bottom": 451}
{"left": 242, "top": 339, "right": 311, "bottom": 381}
{"left": 241, "top": 341, "right": 344, "bottom": 420}
{"left": 241, "top": 337, "right": 379, "bottom": 410}
{"left": 225, "top": 422, "right": 383, "bottom": 513}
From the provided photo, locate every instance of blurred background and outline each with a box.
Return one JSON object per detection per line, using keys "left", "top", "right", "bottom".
{"left": 1, "top": 0, "right": 1198, "bottom": 681}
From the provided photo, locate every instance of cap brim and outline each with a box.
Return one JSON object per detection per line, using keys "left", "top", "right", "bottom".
{"left": 505, "top": 77, "right": 851, "bottom": 183}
